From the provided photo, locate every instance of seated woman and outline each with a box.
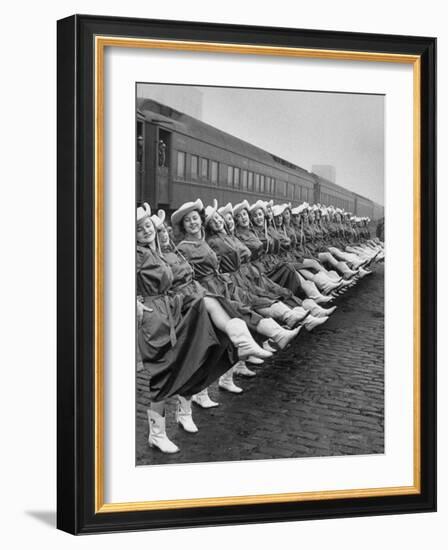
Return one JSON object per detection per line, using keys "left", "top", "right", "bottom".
{"left": 322, "top": 209, "right": 376, "bottom": 275}
{"left": 298, "top": 204, "right": 360, "bottom": 280}
{"left": 272, "top": 203, "right": 343, "bottom": 295}
{"left": 137, "top": 203, "right": 271, "bottom": 452}
{"left": 206, "top": 201, "right": 306, "bottom": 327}
{"left": 172, "top": 199, "right": 301, "bottom": 353}
{"left": 343, "top": 215, "right": 384, "bottom": 262}
{"left": 248, "top": 200, "right": 333, "bottom": 305}
{"left": 290, "top": 204, "right": 353, "bottom": 297}
{"left": 218, "top": 202, "right": 331, "bottom": 330}
{"left": 233, "top": 200, "right": 334, "bottom": 319}
{"left": 151, "top": 208, "right": 268, "bottom": 395}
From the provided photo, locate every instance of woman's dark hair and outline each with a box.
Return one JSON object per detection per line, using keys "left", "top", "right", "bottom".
{"left": 204, "top": 212, "right": 229, "bottom": 240}
{"left": 175, "top": 208, "right": 207, "bottom": 241}
{"left": 234, "top": 208, "right": 255, "bottom": 231}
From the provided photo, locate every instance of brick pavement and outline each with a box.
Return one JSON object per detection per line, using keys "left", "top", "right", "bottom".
{"left": 136, "top": 263, "right": 384, "bottom": 466}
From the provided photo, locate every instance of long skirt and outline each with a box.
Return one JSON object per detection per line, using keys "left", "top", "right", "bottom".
{"left": 224, "top": 267, "right": 275, "bottom": 310}
{"left": 195, "top": 273, "right": 264, "bottom": 332}
{"left": 257, "top": 254, "right": 309, "bottom": 300}
{"left": 138, "top": 291, "right": 232, "bottom": 402}
{"left": 241, "top": 262, "right": 303, "bottom": 308}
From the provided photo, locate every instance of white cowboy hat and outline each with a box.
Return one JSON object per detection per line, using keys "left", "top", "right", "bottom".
{"left": 249, "top": 199, "right": 267, "bottom": 213}
{"left": 150, "top": 209, "right": 166, "bottom": 230}
{"left": 136, "top": 202, "right": 151, "bottom": 222}
{"left": 171, "top": 199, "right": 204, "bottom": 229}
{"left": 291, "top": 202, "right": 307, "bottom": 215}
{"left": 232, "top": 200, "right": 250, "bottom": 217}
{"left": 204, "top": 199, "right": 219, "bottom": 226}
{"left": 272, "top": 204, "right": 287, "bottom": 217}
{"left": 218, "top": 202, "right": 233, "bottom": 218}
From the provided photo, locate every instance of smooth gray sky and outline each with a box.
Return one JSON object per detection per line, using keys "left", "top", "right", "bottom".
{"left": 138, "top": 84, "right": 384, "bottom": 205}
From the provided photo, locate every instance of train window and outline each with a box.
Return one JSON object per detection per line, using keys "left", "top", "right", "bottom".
{"left": 294, "top": 186, "right": 301, "bottom": 201}
{"left": 242, "top": 170, "right": 248, "bottom": 190}
{"left": 277, "top": 180, "right": 286, "bottom": 197}
{"left": 271, "top": 178, "right": 276, "bottom": 195}
{"left": 227, "top": 166, "right": 233, "bottom": 186}
{"left": 234, "top": 167, "right": 240, "bottom": 188}
{"left": 248, "top": 171, "right": 253, "bottom": 191}
{"left": 254, "top": 173, "right": 260, "bottom": 193}
{"left": 176, "top": 151, "right": 186, "bottom": 179}
{"left": 136, "top": 122, "right": 144, "bottom": 163}
{"left": 211, "top": 161, "right": 218, "bottom": 184}
{"left": 260, "top": 175, "right": 265, "bottom": 194}
{"left": 191, "top": 155, "right": 198, "bottom": 180}
{"left": 287, "top": 183, "right": 294, "bottom": 199}
{"left": 201, "top": 158, "right": 209, "bottom": 180}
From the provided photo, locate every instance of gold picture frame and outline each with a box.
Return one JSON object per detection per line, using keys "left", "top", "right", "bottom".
{"left": 57, "top": 14, "right": 436, "bottom": 534}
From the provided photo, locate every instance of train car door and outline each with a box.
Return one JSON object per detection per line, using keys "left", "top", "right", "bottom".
{"left": 136, "top": 119, "right": 145, "bottom": 203}
{"left": 139, "top": 122, "right": 171, "bottom": 209}
{"left": 139, "top": 121, "right": 158, "bottom": 206}
{"left": 157, "top": 128, "right": 171, "bottom": 208}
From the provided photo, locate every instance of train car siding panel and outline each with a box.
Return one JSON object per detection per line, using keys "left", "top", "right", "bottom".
{"left": 170, "top": 132, "right": 314, "bottom": 210}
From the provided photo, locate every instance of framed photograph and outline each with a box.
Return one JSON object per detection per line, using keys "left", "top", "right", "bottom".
{"left": 57, "top": 14, "right": 436, "bottom": 535}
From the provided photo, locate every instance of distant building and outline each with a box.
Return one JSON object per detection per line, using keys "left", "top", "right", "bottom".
{"left": 312, "top": 164, "right": 336, "bottom": 184}
{"left": 137, "top": 84, "right": 203, "bottom": 120}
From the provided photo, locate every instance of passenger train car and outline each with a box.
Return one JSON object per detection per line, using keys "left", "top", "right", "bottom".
{"left": 136, "top": 98, "right": 384, "bottom": 221}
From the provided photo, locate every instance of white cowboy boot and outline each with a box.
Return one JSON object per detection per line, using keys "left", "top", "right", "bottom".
{"left": 233, "top": 360, "right": 256, "bottom": 377}
{"left": 301, "top": 298, "right": 334, "bottom": 317}
{"left": 263, "top": 340, "right": 277, "bottom": 353}
{"left": 176, "top": 396, "right": 198, "bottom": 433}
{"left": 192, "top": 388, "right": 219, "bottom": 409}
{"left": 298, "top": 274, "right": 333, "bottom": 303}
{"left": 313, "top": 271, "right": 342, "bottom": 294}
{"left": 147, "top": 409, "right": 179, "bottom": 454}
{"left": 358, "top": 266, "right": 372, "bottom": 278}
{"left": 219, "top": 368, "right": 243, "bottom": 393}
{"left": 281, "top": 308, "right": 308, "bottom": 329}
{"left": 328, "top": 270, "right": 342, "bottom": 281}
{"left": 257, "top": 318, "right": 301, "bottom": 350}
{"left": 225, "top": 318, "right": 273, "bottom": 361}
{"left": 246, "top": 356, "right": 264, "bottom": 364}
{"left": 263, "top": 302, "right": 303, "bottom": 329}
{"left": 291, "top": 306, "right": 311, "bottom": 320}
{"left": 337, "top": 262, "right": 358, "bottom": 278}
{"left": 303, "top": 315, "right": 329, "bottom": 331}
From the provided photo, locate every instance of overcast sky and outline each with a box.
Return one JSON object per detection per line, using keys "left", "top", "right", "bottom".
{"left": 138, "top": 84, "right": 384, "bottom": 205}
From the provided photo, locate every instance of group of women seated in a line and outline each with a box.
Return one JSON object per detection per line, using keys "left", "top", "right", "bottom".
{"left": 136, "top": 198, "right": 384, "bottom": 454}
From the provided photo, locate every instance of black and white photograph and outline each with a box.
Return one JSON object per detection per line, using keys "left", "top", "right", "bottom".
{"left": 135, "top": 83, "right": 385, "bottom": 466}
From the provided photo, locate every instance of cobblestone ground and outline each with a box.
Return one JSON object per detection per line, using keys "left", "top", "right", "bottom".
{"left": 136, "top": 263, "right": 384, "bottom": 466}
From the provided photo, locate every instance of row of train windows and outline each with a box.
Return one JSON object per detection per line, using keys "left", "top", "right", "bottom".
{"left": 320, "top": 193, "right": 353, "bottom": 212}
{"left": 228, "top": 166, "right": 277, "bottom": 195}
{"left": 177, "top": 151, "right": 312, "bottom": 201}
{"left": 177, "top": 152, "right": 219, "bottom": 184}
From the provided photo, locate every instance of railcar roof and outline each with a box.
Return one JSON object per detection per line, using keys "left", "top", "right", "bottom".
{"left": 137, "top": 98, "right": 314, "bottom": 179}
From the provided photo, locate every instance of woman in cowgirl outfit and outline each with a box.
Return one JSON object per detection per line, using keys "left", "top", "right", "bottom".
{"left": 137, "top": 203, "right": 270, "bottom": 452}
